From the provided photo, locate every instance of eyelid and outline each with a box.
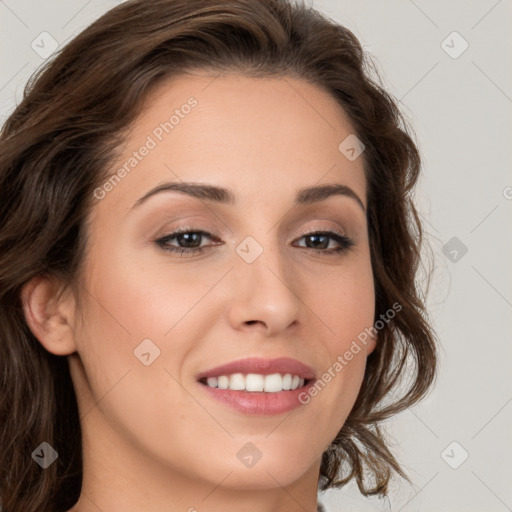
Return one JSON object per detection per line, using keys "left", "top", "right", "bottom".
{"left": 158, "top": 225, "right": 222, "bottom": 240}
{"left": 154, "top": 224, "right": 354, "bottom": 257}
{"left": 154, "top": 226, "right": 223, "bottom": 254}
{"left": 156, "top": 223, "right": 349, "bottom": 243}
{"left": 299, "top": 225, "right": 346, "bottom": 239}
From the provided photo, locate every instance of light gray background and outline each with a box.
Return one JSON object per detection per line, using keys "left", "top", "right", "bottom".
{"left": 1, "top": 1, "right": 511, "bottom": 511}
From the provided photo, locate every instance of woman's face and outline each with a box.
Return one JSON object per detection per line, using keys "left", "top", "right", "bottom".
{"left": 67, "top": 73, "right": 375, "bottom": 495}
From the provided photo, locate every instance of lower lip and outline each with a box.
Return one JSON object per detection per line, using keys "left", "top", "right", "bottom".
{"left": 198, "top": 381, "right": 315, "bottom": 415}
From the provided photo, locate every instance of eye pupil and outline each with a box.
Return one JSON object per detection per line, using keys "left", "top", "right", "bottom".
{"left": 177, "top": 232, "right": 202, "bottom": 248}
{"left": 306, "top": 234, "right": 328, "bottom": 249}
{"left": 158, "top": 230, "right": 350, "bottom": 256}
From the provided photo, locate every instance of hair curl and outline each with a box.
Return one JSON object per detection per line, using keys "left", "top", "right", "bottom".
{"left": 0, "top": 0, "right": 437, "bottom": 510}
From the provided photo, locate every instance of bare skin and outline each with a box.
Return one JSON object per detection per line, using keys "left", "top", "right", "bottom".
{"left": 22, "top": 73, "right": 376, "bottom": 512}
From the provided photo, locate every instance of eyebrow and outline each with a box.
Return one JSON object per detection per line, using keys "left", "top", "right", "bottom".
{"left": 131, "top": 181, "right": 366, "bottom": 213}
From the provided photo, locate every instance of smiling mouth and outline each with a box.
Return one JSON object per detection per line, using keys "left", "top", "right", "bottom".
{"left": 198, "top": 373, "right": 312, "bottom": 393}
{"left": 196, "top": 357, "right": 317, "bottom": 414}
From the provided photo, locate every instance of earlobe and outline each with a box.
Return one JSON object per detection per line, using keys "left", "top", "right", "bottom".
{"left": 20, "top": 275, "right": 78, "bottom": 356}
{"left": 366, "top": 334, "right": 377, "bottom": 356}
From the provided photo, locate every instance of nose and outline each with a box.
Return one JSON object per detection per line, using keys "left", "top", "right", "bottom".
{"left": 227, "top": 245, "right": 301, "bottom": 337}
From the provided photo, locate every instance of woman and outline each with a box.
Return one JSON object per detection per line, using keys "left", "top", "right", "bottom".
{"left": 0, "top": 0, "right": 437, "bottom": 511}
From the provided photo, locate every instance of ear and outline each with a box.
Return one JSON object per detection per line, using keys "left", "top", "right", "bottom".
{"left": 20, "top": 275, "right": 78, "bottom": 356}
{"left": 365, "top": 334, "right": 377, "bottom": 356}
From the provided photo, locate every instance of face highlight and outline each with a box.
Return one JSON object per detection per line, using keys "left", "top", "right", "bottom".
{"left": 66, "top": 73, "right": 376, "bottom": 507}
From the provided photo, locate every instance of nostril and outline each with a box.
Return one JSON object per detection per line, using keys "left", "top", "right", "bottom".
{"left": 245, "top": 320, "right": 267, "bottom": 327}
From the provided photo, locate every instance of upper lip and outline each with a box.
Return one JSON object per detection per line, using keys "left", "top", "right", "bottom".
{"left": 196, "top": 357, "right": 316, "bottom": 381}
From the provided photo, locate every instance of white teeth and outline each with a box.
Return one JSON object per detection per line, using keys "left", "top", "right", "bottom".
{"left": 264, "top": 373, "right": 283, "bottom": 393}
{"left": 229, "top": 373, "right": 245, "bottom": 391}
{"left": 245, "top": 373, "right": 264, "bottom": 392}
{"left": 203, "top": 373, "right": 307, "bottom": 392}
{"left": 217, "top": 375, "right": 229, "bottom": 389}
{"left": 206, "top": 377, "right": 218, "bottom": 388}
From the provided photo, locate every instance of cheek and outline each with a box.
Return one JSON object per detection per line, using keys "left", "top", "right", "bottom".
{"left": 72, "top": 259, "right": 212, "bottom": 468}
{"left": 72, "top": 247, "right": 229, "bottom": 426}
{"left": 81, "top": 243, "right": 225, "bottom": 341}
{"left": 298, "top": 254, "right": 374, "bottom": 429}
{"left": 309, "top": 252, "right": 375, "bottom": 348}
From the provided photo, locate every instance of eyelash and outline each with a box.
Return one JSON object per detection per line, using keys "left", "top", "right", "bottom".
{"left": 155, "top": 227, "right": 354, "bottom": 256}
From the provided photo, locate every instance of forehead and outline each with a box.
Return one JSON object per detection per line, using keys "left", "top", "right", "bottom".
{"left": 96, "top": 72, "right": 367, "bottom": 214}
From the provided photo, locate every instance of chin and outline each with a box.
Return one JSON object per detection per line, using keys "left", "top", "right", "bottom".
{"left": 218, "top": 458, "right": 317, "bottom": 491}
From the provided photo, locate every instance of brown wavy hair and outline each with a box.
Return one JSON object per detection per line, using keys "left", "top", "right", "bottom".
{"left": 0, "top": 0, "right": 437, "bottom": 510}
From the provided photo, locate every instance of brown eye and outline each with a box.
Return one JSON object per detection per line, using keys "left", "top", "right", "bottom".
{"left": 293, "top": 231, "right": 354, "bottom": 254}
{"left": 172, "top": 232, "right": 204, "bottom": 248}
{"left": 155, "top": 229, "right": 222, "bottom": 256}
